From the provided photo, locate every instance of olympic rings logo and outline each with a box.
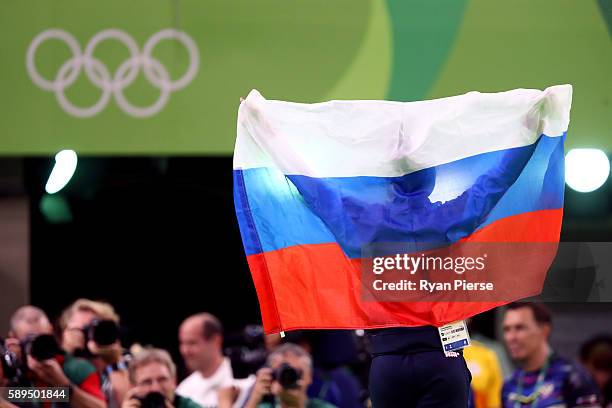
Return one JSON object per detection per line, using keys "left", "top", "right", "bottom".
{"left": 26, "top": 29, "right": 200, "bottom": 118}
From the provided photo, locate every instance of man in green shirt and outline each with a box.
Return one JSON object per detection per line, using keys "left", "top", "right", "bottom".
{"left": 244, "top": 343, "right": 336, "bottom": 408}
{"left": 122, "top": 348, "right": 201, "bottom": 408}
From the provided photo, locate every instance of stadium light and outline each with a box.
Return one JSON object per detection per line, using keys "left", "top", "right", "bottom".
{"left": 45, "top": 149, "right": 78, "bottom": 194}
{"left": 565, "top": 149, "right": 610, "bottom": 193}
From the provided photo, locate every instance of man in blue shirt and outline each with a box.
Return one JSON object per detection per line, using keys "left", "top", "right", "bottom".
{"left": 501, "top": 302, "right": 601, "bottom": 408}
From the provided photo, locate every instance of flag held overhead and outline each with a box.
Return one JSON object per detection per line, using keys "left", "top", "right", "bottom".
{"left": 234, "top": 85, "right": 572, "bottom": 333}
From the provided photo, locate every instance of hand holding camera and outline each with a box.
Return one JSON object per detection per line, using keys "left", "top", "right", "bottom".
{"left": 250, "top": 367, "right": 273, "bottom": 402}
{"left": 2, "top": 333, "right": 64, "bottom": 385}
{"left": 27, "top": 356, "right": 70, "bottom": 387}
{"left": 67, "top": 319, "right": 122, "bottom": 362}
{"left": 24, "top": 334, "right": 70, "bottom": 387}
{"left": 247, "top": 363, "right": 305, "bottom": 407}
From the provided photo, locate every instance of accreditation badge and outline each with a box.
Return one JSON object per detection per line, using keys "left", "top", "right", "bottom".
{"left": 438, "top": 320, "right": 471, "bottom": 355}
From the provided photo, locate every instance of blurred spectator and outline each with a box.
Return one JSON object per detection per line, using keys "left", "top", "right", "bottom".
{"left": 2, "top": 306, "right": 54, "bottom": 391}
{"left": 220, "top": 329, "right": 363, "bottom": 408}
{"left": 282, "top": 331, "right": 363, "bottom": 408}
{"left": 6, "top": 305, "right": 107, "bottom": 408}
{"left": 244, "top": 343, "right": 336, "bottom": 408}
{"left": 580, "top": 335, "right": 612, "bottom": 407}
{"left": 123, "top": 348, "right": 201, "bottom": 408}
{"left": 9, "top": 306, "right": 53, "bottom": 340}
{"left": 59, "top": 299, "right": 120, "bottom": 355}
{"left": 501, "top": 302, "right": 601, "bottom": 407}
{"left": 177, "top": 313, "right": 233, "bottom": 407}
{"left": 6, "top": 305, "right": 53, "bottom": 361}
{"left": 60, "top": 299, "right": 129, "bottom": 408}
{"left": 464, "top": 339, "right": 503, "bottom": 408}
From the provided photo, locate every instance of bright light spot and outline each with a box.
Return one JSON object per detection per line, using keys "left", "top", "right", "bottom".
{"left": 45, "top": 149, "right": 77, "bottom": 194}
{"left": 565, "top": 149, "right": 610, "bottom": 193}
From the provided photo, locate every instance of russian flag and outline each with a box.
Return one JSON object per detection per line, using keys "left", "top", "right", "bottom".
{"left": 234, "top": 85, "right": 572, "bottom": 333}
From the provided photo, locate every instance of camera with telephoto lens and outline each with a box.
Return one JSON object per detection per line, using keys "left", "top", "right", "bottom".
{"left": 260, "top": 362, "right": 304, "bottom": 404}
{"left": 2, "top": 335, "right": 62, "bottom": 385}
{"left": 23, "top": 334, "right": 62, "bottom": 361}
{"left": 272, "top": 362, "right": 302, "bottom": 390}
{"left": 135, "top": 391, "right": 167, "bottom": 408}
{"left": 83, "top": 319, "right": 120, "bottom": 346}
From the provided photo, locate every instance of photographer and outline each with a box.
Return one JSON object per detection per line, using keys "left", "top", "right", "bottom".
{"left": 5, "top": 306, "right": 53, "bottom": 363}
{"left": 2, "top": 306, "right": 54, "bottom": 388}
{"left": 244, "top": 343, "right": 336, "bottom": 408}
{"left": 59, "top": 299, "right": 121, "bottom": 357}
{"left": 122, "top": 348, "right": 201, "bottom": 408}
{"left": 3, "top": 305, "right": 107, "bottom": 408}
{"left": 60, "top": 299, "right": 130, "bottom": 408}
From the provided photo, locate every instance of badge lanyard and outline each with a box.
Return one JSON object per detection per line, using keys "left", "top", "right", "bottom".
{"left": 513, "top": 353, "right": 552, "bottom": 408}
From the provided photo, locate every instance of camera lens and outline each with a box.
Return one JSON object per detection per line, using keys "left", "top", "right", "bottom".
{"left": 89, "top": 320, "right": 120, "bottom": 346}
{"left": 275, "top": 363, "right": 301, "bottom": 389}
{"left": 138, "top": 392, "right": 166, "bottom": 408}
{"left": 28, "top": 334, "right": 61, "bottom": 361}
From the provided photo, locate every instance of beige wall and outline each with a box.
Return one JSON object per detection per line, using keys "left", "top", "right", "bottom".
{"left": 0, "top": 196, "right": 29, "bottom": 336}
